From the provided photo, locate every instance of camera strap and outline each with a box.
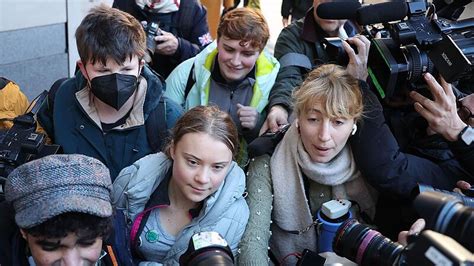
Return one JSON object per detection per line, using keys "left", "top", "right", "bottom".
{"left": 286, "top": 218, "right": 321, "bottom": 235}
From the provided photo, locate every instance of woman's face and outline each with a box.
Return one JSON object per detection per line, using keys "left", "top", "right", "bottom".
{"left": 298, "top": 100, "right": 355, "bottom": 163}
{"left": 170, "top": 132, "right": 233, "bottom": 204}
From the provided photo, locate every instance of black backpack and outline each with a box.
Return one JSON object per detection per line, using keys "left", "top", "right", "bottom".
{"left": 48, "top": 78, "right": 167, "bottom": 152}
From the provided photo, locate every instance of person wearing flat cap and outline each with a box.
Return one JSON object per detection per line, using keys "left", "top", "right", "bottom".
{"left": 0, "top": 154, "right": 117, "bottom": 266}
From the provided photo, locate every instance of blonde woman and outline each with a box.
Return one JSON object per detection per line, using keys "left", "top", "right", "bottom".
{"left": 238, "top": 64, "right": 377, "bottom": 265}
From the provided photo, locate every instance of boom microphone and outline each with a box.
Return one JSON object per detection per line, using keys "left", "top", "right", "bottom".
{"left": 356, "top": 2, "right": 408, "bottom": 25}
{"left": 316, "top": 1, "right": 362, "bottom": 20}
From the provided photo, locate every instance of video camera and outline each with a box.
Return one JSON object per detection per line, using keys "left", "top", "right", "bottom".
{"left": 332, "top": 191, "right": 474, "bottom": 265}
{"left": 318, "top": 0, "right": 474, "bottom": 98}
{"left": 0, "top": 91, "right": 60, "bottom": 195}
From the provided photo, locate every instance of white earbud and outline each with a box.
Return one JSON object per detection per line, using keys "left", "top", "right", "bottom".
{"left": 351, "top": 124, "right": 358, "bottom": 135}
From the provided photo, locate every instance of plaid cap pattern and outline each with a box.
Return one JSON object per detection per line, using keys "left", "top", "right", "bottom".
{"left": 5, "top": 154, "right": 113, "bottom": 229}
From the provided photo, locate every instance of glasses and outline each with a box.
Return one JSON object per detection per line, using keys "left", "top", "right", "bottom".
{"left": 458, "top": 103, "right": 473, "bottom": 124}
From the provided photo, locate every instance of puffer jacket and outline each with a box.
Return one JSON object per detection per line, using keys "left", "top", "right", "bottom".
{"left": 164, "top": 41, "right": 280, "bottom": 165}
{"left": 164, "top": 41, "right": 280, "bottom": 114}
{"left": 0, "top": 78, "right": 29, "bottom": 130}
{"left": 112, "top": 152, "right": 249, "bottom": 265}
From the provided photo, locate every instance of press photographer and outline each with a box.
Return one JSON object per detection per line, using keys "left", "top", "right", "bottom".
{"left": 335, "top": 0, "right": 474, "bottom": 200}
{"left": 112, "top": 0, "right": 212, "bottom": 78}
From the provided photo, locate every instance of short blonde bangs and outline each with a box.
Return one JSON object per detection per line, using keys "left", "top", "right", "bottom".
{"left": 293, "top": 64, "right": 363, "bottom": 121}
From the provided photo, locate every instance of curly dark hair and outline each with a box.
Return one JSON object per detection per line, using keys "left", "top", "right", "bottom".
{"left": 25, "top": 212, "right": 112, "bottom": 240}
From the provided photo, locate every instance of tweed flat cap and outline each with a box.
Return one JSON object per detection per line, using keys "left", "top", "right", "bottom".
{"left": 5, "top": 154, "right": 113, "bottom": 229}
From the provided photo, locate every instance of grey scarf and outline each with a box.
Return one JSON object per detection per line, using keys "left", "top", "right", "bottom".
{"left": 270, "top": 123, "right": 376, "bottom": 261}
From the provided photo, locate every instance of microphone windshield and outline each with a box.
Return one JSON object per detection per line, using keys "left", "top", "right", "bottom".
{"left": 356, "top": 2, "right": 408, "bottom": 25}
{"left": 316, "top": 1, "right": 362, "bottom": 20}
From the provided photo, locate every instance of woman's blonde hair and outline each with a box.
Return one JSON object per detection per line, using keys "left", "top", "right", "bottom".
{"left": 293, "top": 64, "right": 363, "bottom": 122}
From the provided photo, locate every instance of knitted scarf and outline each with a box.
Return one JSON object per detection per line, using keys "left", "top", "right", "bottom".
{"left": 270, "top": 123, "right": 376, "bottom": 261}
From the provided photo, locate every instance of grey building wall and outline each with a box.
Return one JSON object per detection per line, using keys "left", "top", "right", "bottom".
{"left": 0, "top": 0, "right": 112, "bottom": 101}
{"left": 0, "top": 24, "right": 69, "bottom": 100}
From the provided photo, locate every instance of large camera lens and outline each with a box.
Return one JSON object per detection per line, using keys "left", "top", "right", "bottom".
{"left": 415, "top": 184, "right": 474, "bottom": 208}
{"left": 400, "top": 44, "right": 435, "bottom": 84}
{"left": 333, "top": 219, "right": 404, "bottom": 266}
{"left": 414, "top": 191, "right": 474, "bottom": 252}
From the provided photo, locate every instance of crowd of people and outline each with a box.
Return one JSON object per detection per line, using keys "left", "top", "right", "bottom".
{"left": 0, "top": 0, "right": 472, "bottom": 265}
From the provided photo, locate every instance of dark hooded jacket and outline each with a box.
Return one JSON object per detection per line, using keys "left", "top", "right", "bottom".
{"left": 37, "top": 65, "right": 183, "bottom": 179}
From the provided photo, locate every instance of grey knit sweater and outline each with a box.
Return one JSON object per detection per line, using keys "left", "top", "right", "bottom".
{"left": 237, "top": 154, "right": 376, "bottom": 265}
{"left": 237, "top": 155, "right": 335, "bottom": 265}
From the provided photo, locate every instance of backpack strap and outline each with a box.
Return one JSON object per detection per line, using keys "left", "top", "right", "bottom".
{"left": 48, "top": 77, "right": 68, "bottom": 111}
{"left": 146, "top": 96, "right": 168, "bottom": 153}
{"left": 184, "top": 63, "right": 196, "bottom": 101}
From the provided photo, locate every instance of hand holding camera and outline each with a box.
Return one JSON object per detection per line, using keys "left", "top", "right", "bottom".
{"left": 343, "top": 35, "right": 370, "bottom": 81}
{"left": 143, "top": 21, "right": 178, "bottom": 60}
{"left": 154, "top": 29, "right": 179, "bottom": 56}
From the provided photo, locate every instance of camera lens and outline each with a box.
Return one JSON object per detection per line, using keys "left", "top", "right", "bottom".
{"left": 401, "top": 44, "right": 435, "bottom": 83}
{"left": 333, "top": 219, "right": 404, "bottom": 266}
{"left": 414, "top": 191, "right": 474, "bottom": 252}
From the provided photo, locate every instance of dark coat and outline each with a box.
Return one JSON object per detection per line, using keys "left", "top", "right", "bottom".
{"left": 350, "top": 82, "right": 473, "bottom": 198}
{"left": 0, "top": 202, "right": 28, "bottom": 266}
{"left": 37, "top": 66, "right": 183, "bottom": 180}
{"left": 281, "top": 0, "right": 312, "bottom": 21}
{"left": 268, "top": 9, "right": 358, "bottom": 112}
{"left": 113, "top": 0, "right": 211, "bottom": 78}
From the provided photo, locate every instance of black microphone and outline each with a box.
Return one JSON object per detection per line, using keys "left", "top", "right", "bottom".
{"left": 316, "top": 1, "right": 362, "bottom": 20}
{"left": 356, "top": 2, "right": 408, "bottom": 25}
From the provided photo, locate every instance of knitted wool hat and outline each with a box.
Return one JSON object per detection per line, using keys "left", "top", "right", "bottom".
{"left": 5, "top": 154, "right": 113, "bottom": 229}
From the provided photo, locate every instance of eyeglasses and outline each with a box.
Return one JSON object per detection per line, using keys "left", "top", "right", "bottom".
{"left": 458, "top": 103, "right": 473, "bottom": 124}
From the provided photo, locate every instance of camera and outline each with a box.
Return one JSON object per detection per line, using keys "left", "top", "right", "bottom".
{"left": 414, "top": 183, "right": 474, "bottom": 208}
{"left": 320, "top": 0, "right": 474, "bottom": 98}
{"left": 0, "top": 91, "right": 60, "bottom": 197}
{"left": 179, "top": 231, "right": 234, "bottom": 266}
{"left": 333, "top": 219, "right": 474, "bottom": 265}
{"left": 414, "top": 191, "right": 474, "bottom": 252}
{"left": 332, "top": 191, "right": 474, "bottom": 265}
{"left": 323, "top": 37, "right": 359, "bottom": 66}
{"left": 144, "top": 22, "right": 162, "bottom": 62}
{"left": 367, "top": 1, "right": 474, "bottom": 98}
